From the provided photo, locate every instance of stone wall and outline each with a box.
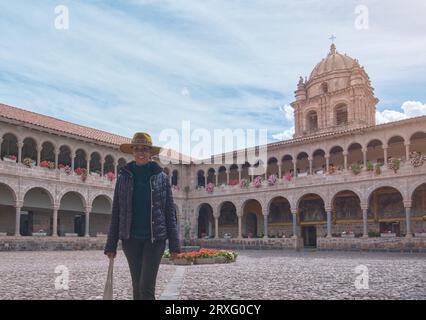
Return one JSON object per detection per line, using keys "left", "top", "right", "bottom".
{"left": 189, "top": 237, "right": 302, "bottom": 250}
{"left": 0, "top": 236, "right": 116, "bottom": 251}
{"left": 318, "top": 236, "right": 426, "bottom": 252}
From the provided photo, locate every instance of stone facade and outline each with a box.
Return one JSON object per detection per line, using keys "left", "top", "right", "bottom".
{"left": 1, "top": 44, "right": 426, "bottom": 252}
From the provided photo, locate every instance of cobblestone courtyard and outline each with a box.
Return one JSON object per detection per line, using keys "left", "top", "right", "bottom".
{"left": 0, "top": 250, "right": 424, "bottom": 300}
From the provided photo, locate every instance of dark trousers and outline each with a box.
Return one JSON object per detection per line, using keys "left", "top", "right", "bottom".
{"left": 122, "top": 238, "right": 166, "bottom": 300}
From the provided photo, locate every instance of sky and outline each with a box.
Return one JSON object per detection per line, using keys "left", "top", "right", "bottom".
{"left": 0, "top": 0, "right": 425, "bottom": 156}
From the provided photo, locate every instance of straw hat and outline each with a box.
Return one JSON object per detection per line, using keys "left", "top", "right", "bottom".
{"left": 119, "top": 132, "right": 161, "bottom": 155}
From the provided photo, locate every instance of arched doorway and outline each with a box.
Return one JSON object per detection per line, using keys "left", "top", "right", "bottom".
{"left": 0, "top": 183, "right": 16, "bottom": 235}
{"left": 90, "top": 195, "right": 112, "bottom": 237}
{"left": 22, "top": 187, "right": 54, "bottom": 236}
{"left": 298, "top": 193, "right": 326, "bottom": 247}
{"left": 242, "top": 199, "right": 262, "bottom": 238}
{"left": 368, "top": 186, "right": 404, "bottom": 236}
{"left": 268, "top": 197, "right": 292, "bottom": 237}
{"left": 59, "top": 192, "right": 86, "bottom": 236}
{"left": 219, "top": 202, "right": 238, "bottom": 238}
{"left": 197, "top": 204, "right": 214, "bottom": 238}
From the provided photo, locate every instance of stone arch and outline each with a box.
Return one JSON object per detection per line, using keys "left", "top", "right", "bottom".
{"left": 367, "top": 186, "right": 405, "bottom": 235}
{"left": 1, "top": 132, "right": 19, "bottom": 161}
{"left": 217, "top": 201, "right": 238, "bottom": 238}
{"left": 197, "top": 203, "right": 214, "bottom": 238}
{"left": 331, "top": 189, "right": 363, "bottom": 221}
{"left": 241, "top": 199, "right": 263, "bottom": 237}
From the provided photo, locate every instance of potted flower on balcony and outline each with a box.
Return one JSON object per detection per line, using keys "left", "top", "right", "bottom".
{"left": 106, "top": 171, "right": 115, "bottom": 182}
{"left": 267, "top": 174, "right": 277, "bottom": 186}
{"left": 3, "top": 154, "right": 17, "bottom": 162}
{"left": 239, "top": 179, "right": 249, "bottom": 188}
{"left": 284, "top": 172, "right": 293, "bottom": 181}
{"left": 375, "top": 163, "right": 382, "bottom": 175}
{"left": 351, "top": 163, "right": 362, "bottom": 175}
{"left": 409, "top": 151, "right": 424, "bottom": 168}
{"left": 23, "top": 157, "right": 36, "bottom": 168}
{"left": 59, "top": 164, "right": 72, "bottom": 175}
{"left": 206, "top": 182, "right": 214, "bottom": 193}
{"left": 74, "top": 167, "right": 87, "bottom": 182}
{"left": 253, "top": 176, "right": 262, "bottom": 188}
{"left": 229, "top": 179, "right": 239, "bottom": 186}
{"left": 366, "top": 161, "right": 374, "bottom": 172}
{"left": 388, "top": 157, "right": 401, "bottom": 173}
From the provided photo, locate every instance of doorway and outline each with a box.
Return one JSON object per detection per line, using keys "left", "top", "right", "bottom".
{"left": 302, "top": 226, "right": 317, "bottom": 247}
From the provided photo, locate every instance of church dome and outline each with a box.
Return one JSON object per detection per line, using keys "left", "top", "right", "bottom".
{"left": 309, "top": 44, "right": 357, "bottom": 80}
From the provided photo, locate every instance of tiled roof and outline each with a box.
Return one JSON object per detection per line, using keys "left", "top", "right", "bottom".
{"left": 0, "top": 102, "right": 192, "bottom": 162}
{"left": 0, "top": 102, "right": 131, "bottom": 146}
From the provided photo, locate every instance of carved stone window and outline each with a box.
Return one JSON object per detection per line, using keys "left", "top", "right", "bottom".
{"left": 335, "top": 104, "right": 348, "bottom": 125}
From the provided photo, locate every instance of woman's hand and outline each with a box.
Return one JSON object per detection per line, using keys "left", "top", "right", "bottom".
{"left": 105, "top": 251, "right": 116, "bottom": 259}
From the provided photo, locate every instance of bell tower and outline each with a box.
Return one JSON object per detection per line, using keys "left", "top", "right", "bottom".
{"left": 291, "top": 44, "right": 379, "bottom": 138}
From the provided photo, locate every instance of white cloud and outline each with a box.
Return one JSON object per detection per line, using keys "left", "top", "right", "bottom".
{"left": 376, "top": 101, "right": 426, "bottom": 124}
{"left": 181, "top": 87, "right": 190, "bottom": 97}
{"left": 279, "top": 104, "right": 294, "bottom": 122}
{"left": 272, "top": 127, "right": 295, "bottom": 141}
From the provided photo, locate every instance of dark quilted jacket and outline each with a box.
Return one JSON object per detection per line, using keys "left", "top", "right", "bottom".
{"left": 104, "top": 161, "right": 181, "bottom": 253}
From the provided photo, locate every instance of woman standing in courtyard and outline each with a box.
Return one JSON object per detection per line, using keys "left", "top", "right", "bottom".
{"left": 104, "top": 132, "right": 180, "bottom": 300}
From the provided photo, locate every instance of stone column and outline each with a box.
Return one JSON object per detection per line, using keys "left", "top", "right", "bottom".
{"left": 238, "top": 168, "right": 241, "bottom": 182}
{"left": 278, "top": 165, "right": 282, "bottom": 179}
{"left": 343, "top": 151, "right": 348, "bottom": 171}
{"left": 362, "top": 148, "right": 367, "bottom": 170}
{"left": 215, "top": 172, "right": 218, "bottom": 186}
{"left": 237, "top": 208, "right": 243, "bottom": 239}
{"left": 17, "top": 142, "right": 23, "bottom": 163}
{"left": 383, "top": 145, "right": 388, "bottom": 166}
{"left": 71, "top": 151, "right": 75, "bottom": 172}
{"left": 293, "top": 161, "right": 297, "bottom": 177}
{"left": 308, "top": 157, "right": 313, "bottom": 175}
{"left": 101, "top": 159, "right": 105, "bottom": 176}
{"left": 55, "top": 150, "right": 59, "bottom": 169}
{"left": 326, "top": 209, "right": 332, "bottom": 238}
{"left": 114, "top": 163, "right": 118, "bottom": 175}
{"left": 86, "top": 156, "right": 90, "bottom": 173}
{"left": 36, "top": 147, "right": 41, "bottom": 166}
{"left": 52, "top": 205, "right": 59, "bottom": 237}
{"left": 263, "top": 210, "right": 268, "bottom": 238}
{"left": 405, "top": 143, "right": 410, "bottom": 162}
{"left": 292, "top": 209, "right": 298, "bottom": 238}
{"left": 214, "top": 215, "right": 219, "bottom": 239}
{"left": 404, "top": 201, "right": 412, "bottom": 238}
{"left": 85, "top": 206, "right": 91, "bottom": 237}
{"left": 325, "top": 155, "right": 330, "bottom": 173}
{"left": 0, "top": 138, "right": 3, "bottom": 159}
{"left": 362, "top": 206, "right": 368, "bottom": 238}
{"left": 226, "top": 170, "right": 229, "bottom": 185}
{"left": 15, "top": 202, "right": 22, "bottom": 236}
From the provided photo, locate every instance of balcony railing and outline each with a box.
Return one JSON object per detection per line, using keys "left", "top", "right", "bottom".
{"left": 191, "top": 160, "right": 426, "bottom": 197}
{"left": 0, "top": 160, "right": 115, "bottom": 188}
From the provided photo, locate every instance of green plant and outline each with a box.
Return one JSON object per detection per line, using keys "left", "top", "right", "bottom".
{"left": 367, "top": 161, "right": 374, "bottom": 171}
{"left": 351, "top": 163, "right": 362, "bottom": 175}
{"left": 387, "top": 157, "right": 401, "bottom": 173}
{"left": 374, "top": 163, "right": 382, "bottom": 175}
{"left": 162, "top": 249, "right": 171, "bottom": 258}
{"left": 184, "top": 222, "right": 191, "bottom": 240}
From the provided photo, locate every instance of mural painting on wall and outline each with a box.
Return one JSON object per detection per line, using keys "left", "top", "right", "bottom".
{"left": 299, "top": 199, "right": 326, "bottom": 221}
{"left": 335, "top": 196, "right": 362, "bottom": 220}
{"left": 219, "top": 209, "right": 237, "bottom": 225}
{"left": 269, "top": 202, "right": 292, "bottom": 223}
{"left": 378, "top": 193, "right": 404, "bottom": 218}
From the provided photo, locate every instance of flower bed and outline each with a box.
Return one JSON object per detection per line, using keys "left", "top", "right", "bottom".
{"left": 162, "top": 248, "right": 238, "bottom": 265}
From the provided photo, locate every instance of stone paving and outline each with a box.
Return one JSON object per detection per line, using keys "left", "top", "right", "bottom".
{"left": 0, "top": 250, "right": 425, "bottom": 300}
